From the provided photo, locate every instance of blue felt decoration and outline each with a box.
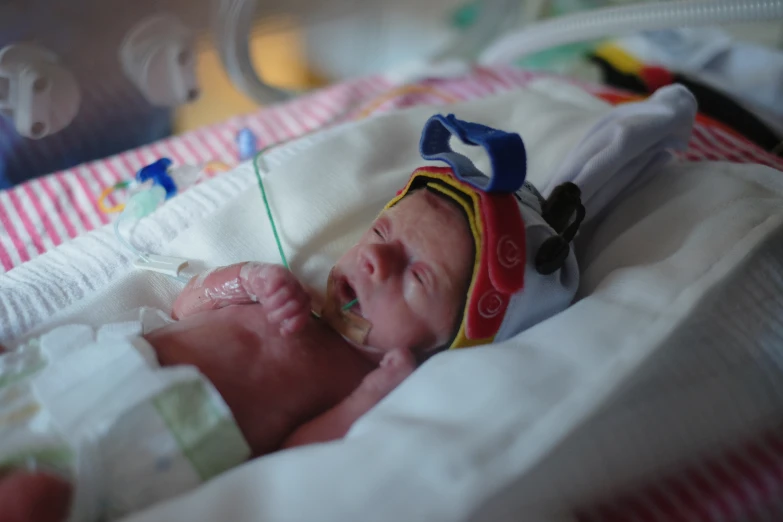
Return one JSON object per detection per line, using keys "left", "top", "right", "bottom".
{"left": 419, "top": 114, "right": 527, "bottom": 193}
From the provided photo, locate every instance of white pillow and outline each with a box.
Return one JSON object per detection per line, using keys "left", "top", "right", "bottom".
{"left": 470, "top": 160, "right": 783, "bottom": 518}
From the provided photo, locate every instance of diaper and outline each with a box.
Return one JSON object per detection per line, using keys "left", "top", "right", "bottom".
{"left": 0, "top": 308, "right": 251, "bottom": 522}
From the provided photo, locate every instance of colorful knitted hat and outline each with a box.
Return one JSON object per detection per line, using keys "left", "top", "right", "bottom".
{"left": 386, "top": 114, "right": 581, "bottom": 349}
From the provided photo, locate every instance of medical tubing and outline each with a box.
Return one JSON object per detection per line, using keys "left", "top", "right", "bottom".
{"left": 113, "top": 186, "right": 167, "bottom": 263}
{"left": 253, "top": 152, "right": 289, "bottom": 270}
{"left": 114, "top": 215, "right": 150, "bottom": 263}
{"left": 215, "top": 0, "right": 293, "bottom": 105}
{"left": 479, "top": 0, "right": 783, "bottom": 64}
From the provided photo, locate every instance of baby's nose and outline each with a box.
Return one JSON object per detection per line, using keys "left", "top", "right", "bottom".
{"left": 362, "top": 243, "right": 404, "bottom": 281}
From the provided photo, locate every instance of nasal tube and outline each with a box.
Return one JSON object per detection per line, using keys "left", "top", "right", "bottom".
{"left": 480, "top": 0, "right": 783, "bottom": 64}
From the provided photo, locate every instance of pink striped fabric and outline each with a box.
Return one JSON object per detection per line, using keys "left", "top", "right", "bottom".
{"left": 0, "top": 65, "right": 783, "bottom": 521}
{"left": 577, "top": 428, "right": 783, "bottom": 522}
{"left": 1, "top": 67, "right": 781, "bottom": 274}
{"left": 0, "top": 74, "right": 390, "bottom": 272}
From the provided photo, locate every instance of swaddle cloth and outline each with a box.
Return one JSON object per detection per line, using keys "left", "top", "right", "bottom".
{"left": 0, "top": 308, "right": 250, "bottom": 522}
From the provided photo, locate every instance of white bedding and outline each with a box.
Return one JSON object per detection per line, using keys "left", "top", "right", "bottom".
{"left": 2, "top": 80, "right": 783, "bottom": 521}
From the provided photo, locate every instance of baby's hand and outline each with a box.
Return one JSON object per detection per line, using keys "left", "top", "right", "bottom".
{"left": 281, "top": 348, "right": 416, "bottom": 448}
{"left": 360, "top": 348, "right": 417, "bottom": 395}
{"left": 173, "top": 262, "right": 311, "bottom": 334}
{"left": 241, "top": 263, "right": 312, "bottom": 336}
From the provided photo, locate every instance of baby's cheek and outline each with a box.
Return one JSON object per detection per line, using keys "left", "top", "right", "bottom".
{"left": 427, "top": 300, "right": 462, "bottom": 348}
{"left": 369, "top": 310, "right": 432, "bottom": 354}
{"left": 367, "top": 313, "right": 409, "bottom": 350}
{"left": 402, "top": 277, "right": 420, "bottom": 303}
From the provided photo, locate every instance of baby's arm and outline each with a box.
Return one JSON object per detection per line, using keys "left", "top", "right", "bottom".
{"left": 282, "top": 348, "right": 416, "bottom": 448}
{"left": 173, "top": 262, "right": 311, "bottom": 335}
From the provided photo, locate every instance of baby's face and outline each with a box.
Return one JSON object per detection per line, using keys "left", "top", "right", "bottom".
{"left": 331, "top": 190, "right": 474, "bottom": 358}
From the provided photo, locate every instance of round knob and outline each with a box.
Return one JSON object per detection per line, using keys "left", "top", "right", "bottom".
{"left": 0, "top": 43, "right": 81, "bottom": 139}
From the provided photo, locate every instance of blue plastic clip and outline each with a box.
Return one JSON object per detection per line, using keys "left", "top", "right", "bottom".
{"left": 419, "top": 114, "right": 527, "bottom": 193}
{"left": 136, "top": 158, "right": 177, "bottom": 199}
{"left": 237, "top": 128, "right": 258, "bottom": 162}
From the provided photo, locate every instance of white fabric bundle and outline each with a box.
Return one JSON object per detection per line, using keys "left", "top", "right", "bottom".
{"left": 0, "top": 309, "right": 250, "bottom": 522}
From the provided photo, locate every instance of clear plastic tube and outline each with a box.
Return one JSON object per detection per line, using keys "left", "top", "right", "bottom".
{"left": 479, "top": 0, "right": 783, "bottom": 65}
{"left": 214, "top": 0, "right": 293, "bottom": 105}
{"left": 213, "top": 0, "right": 525, "bottom": 103}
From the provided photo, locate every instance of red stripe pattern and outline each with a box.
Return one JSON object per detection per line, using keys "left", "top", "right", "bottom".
{"left": 578, "top": 429, "right": 783, "bottom": 522}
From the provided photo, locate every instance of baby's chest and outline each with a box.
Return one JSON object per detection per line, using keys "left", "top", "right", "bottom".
{"left": 147, "top": 306, "right": 369, "bottom": 453}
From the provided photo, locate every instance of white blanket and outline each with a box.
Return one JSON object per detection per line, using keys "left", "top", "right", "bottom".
{"left": 2, "top": 80, "right": 783, "bottom": 522}
{"left": 0, "top": 79, "right": 613, "bottom": 342}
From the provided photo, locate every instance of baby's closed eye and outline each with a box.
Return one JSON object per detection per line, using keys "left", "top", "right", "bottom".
{"left": 409, "top": 264, "right": 431, "bottom": 287}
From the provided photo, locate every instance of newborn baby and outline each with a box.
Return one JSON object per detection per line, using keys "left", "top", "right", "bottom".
{"left": 0, "top": 115, "right": 583, "bottom": 522}
{"left": 147, "top": 185, "right": 476, "bottom": 455}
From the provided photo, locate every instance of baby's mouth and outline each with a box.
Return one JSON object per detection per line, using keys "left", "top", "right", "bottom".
{"left": 323, "top": 268, "right": 372, "bottom": 346}
{"left": 338, "top": 277, "right": 362, "bottom": 316}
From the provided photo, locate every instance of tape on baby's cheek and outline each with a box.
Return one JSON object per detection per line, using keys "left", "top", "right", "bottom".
{"left": 321, "top": 270, "right": 372, "bottom": 345}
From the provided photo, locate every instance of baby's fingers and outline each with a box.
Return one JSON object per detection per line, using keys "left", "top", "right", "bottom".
{"left": 267, "top": 299, "right": 303, "bottom": 323}
{"left": 267, "top": 295, "right": 311, "bottom": 332}
{"left": 265, "top": 283, "right": 310, "bottom": 312}
{"left": 280, "top": 314, "right": 309, "bottom": 336}
{"left": 233, "top": 263, "right": 283, "bottom": 299}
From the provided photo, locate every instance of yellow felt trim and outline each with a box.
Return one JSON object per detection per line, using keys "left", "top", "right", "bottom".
{"left": 452, "top": 334, "right": 495, "bottom": 349}
{"left": 384, "top": 176, "right": 418, "bottom": 210}
{"left": 594, "top": 43, "right": 644, "bottom": 75}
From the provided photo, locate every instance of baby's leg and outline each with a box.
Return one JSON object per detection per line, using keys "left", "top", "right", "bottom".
{"left": 282, "top": 348, "right": 416, "bottom": 448}
{"left": 0, "top": 470, "right": 72, "bottom": 522}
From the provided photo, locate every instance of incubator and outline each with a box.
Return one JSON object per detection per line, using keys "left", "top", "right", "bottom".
{"left": 2, "top": 0, "right": 782, "bottom": 140}
{"left": 3, "top": 3, "right": 783, "bottom": 522}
